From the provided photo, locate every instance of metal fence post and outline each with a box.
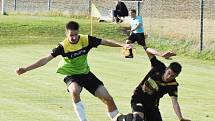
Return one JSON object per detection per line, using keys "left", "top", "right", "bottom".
{"left": 14, "top": 0, "right": 16, "bottom": 11}
{"left": 137, "top": 1, "right": 140, "bottom": 16}
{"left": 200, "top": 0, "right": 205, "bottom": 51}
{"left": 2, "top": 0, "right": 4, "bottom": 14}
{"left": 48, "top": 0, "right": 51, "bottom": 11}
{"left": 89, "top": 0, "right": 91, "bottom": 15}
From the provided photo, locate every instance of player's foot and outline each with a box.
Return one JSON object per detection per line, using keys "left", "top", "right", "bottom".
{"left": 116, "top": 114, "right": 125, "bottom": 121}
{"left": 125, "top": 48, "right": 133, "bottom": 58}
{"left": 125, "top": 55, "right": 133, "bottom": 58}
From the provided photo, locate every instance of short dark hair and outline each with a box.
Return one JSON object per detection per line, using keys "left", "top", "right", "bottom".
{"left": 168, "top": 62, "right": 182, "bottom": 75}
{"left": 130, "top": 9, "right": 136, "bottom": 14}
{"left": 66, "top": 21, "right": 79, "bottom": 30}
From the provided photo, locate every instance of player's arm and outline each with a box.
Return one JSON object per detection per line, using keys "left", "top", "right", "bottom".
{"left": 131, "top": 23, "right": 140, "bottom": 32}
{"left": 88, "top": 35, "right": 132, "bottom": 49}
{"left": 101, "top": 39, "right": 133, "bottom": 49}
{"left": 131, "top": 17, "right": 142, "bottom": 32}
{"left": 171, "top": 96, "right": 191, "bottom": 121}
{"left": 100, "top": 39, "right": 123, "bottom": 47}
{"left": 89, "top": 35, "right": 123, "bottom": 47}
{"left": 145, "top": 47, "right": 176, "bottom": 60}
{"left": 16, "top": 44, "right": 63, "bottom": 75}
{"left": 16, "top": 54, "right": 54, "bottom": 75}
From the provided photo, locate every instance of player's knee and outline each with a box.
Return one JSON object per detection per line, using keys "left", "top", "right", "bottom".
{"left": 70, "top": 92, "right": 80, "bottom": 101}
{"left": 68, "top": 87, "right": 80, "bottom": 99}
{"left": 133, "top": 114, "right": 143, "bottom": 121}
{"left": 137, "top": 41, "right": 146, "bottom": 47}
{"left": 126, "top": 40, "right": 132, "bottom": 44}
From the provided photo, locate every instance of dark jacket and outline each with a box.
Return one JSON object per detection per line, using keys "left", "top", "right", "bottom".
{"left": 115, "top": 2, "right": 128, "bottom": 17}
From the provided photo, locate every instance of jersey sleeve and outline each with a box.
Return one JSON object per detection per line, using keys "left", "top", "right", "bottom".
{"left": 168, "top": 85, "right": 178, "bottom": 97}
{"left": 88, "top": 35, "right": 102, "bottom": 48}
{"left": 50, "top": 44, "right": 64, "bottom": 57}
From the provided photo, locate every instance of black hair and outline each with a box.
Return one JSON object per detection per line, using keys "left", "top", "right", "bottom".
{"left": 65, "top": 21, "right": 79, "bottom": 30}
{"left": 168, "top": 62, "right": 182, "bottom": 75}
{"left": 130, "top": 9, "right": 136, "bottom": 14}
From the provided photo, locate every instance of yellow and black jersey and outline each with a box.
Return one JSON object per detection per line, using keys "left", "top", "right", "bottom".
{"left": 133, "top": 57, "right": 178, "bottom": 106}
{"left": 51, "top": 34, "right": 101, "bottom": 75}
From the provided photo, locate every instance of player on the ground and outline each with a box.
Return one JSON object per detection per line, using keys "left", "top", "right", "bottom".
{"left": 115, "top": 47, "right": 191, "bottom": 121}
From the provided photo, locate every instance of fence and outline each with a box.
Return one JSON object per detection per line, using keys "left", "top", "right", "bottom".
{"left": 0, "top": 0, "right": 90, "bottom": 15}
{"left": 139, "top": 0, "right": 215, "bottom": 50}
{"left": 1, "top": 0, "right": 215, "bottom": 50}
{"left": 0, "top": 0, "right": 139, "bottom": 16}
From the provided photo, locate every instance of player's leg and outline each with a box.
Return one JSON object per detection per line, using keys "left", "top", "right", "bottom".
{"left": 68, "top": 82, "right": 81, "bottom": 103}
{"left": 136, "top": 33, "right": 147, "bottom": 49}
{"left": 151, "top": 108, "right": 163, "bottom": 121}
{"left": 132, "top": 112, "right": 144, "bottom": 121}
{"left": 64, "top": 76, "right": 88, "bottom": 121}
{"left": 125, "top": 39, "right": 134, "bottom": 44}
{"left": 125, "top": 35, "right": 135, "bottom": 58}
{"left": 144, "top": 107, "right": 162, "bottom": 121}
{"left": 115, "top": 112, "right": 143, "bottom": 121}
{"left": 113, "top": 10, "right": 118, "bottom": 22}
{"left": 112, "top": 10, "right": 116, "bottom": 22}
{"left": 116, "top": 113, "right": 133, "bottom": 121}
{"left": 82, "top": 72, "right": 119, "bottom": 120}
{"left": 130, "top": 96, "right": 145, "bottom": 121}
{"left": 95, "top": 85, "right": 119, "bottom": 119}
{"left": 114, "top": 97, "right": 145, "bottom": 121}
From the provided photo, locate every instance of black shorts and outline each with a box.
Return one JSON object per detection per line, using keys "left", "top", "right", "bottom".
{"left": 131, "top": 93, "right": 162, "bottom": 121}
{"left": 64, "top": 71, "right": 104, "bottom": 96}
{"left": 131, "top": 96, "right": 145, "bottom": 113}
{"left": 143, "top": 108, "right": 162, "bottom": 121}
{"left": 128, "top": 33, "right": 145, "bottom": 46}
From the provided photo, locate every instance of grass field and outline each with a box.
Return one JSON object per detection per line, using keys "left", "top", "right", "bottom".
{"left": 0, "top": 15, "right": 215, "bottom": 121}
{"left": 0, "top": 15, "right": 125, "bottom": 44}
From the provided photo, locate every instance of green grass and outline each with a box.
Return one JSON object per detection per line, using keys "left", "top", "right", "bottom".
{"left": 146, "top": 36, "right": 215, "bottom": 61}
{"left": 0, "top": 16, "right": 127, "bottom": 44}
{"left": 0, "top": 45, "right": 215, "bottom": 121}
{"left": 0, "top": 15, "right": 215, "bottom": 121}
{"left": 1, "top": 15, "right": 215, "bottom": 61}
{"left": 0, "top": 15, "right": 125, "bottom": 45}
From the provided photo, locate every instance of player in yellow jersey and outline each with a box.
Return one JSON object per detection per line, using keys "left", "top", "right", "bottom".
{"left": 16, "top": 21, "right": 132, "bottom": 121}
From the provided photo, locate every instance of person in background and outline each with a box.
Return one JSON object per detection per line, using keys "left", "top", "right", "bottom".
{"left": 125, "top": 9, "right": 145, "bottom": 58}
{"left": 113, "top": 0, "right": 128, "bottom": 23}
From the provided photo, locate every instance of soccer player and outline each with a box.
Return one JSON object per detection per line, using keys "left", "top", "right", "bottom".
{"left": 125, "top": 9, "right": 145, "bottom": 58}
{"left": 16, "top": 21, "right": 132, "bottom": 121}
{"left": 115, "top": 47, "right": 191, "bottom": 121}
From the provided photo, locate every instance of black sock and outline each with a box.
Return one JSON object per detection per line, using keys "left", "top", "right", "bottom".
{"left": 129, "top": 48, "right": 133, "bottom": 56}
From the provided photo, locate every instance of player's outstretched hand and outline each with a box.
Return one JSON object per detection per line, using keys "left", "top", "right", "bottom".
{"left": 16, "top": 67, "right": 27, "bottom": 75}
{"left": 180, "top": 117, "right": 191, "bottom": 121}
{"left": 161, "top": 51, "right": 176, "bottom": 59}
